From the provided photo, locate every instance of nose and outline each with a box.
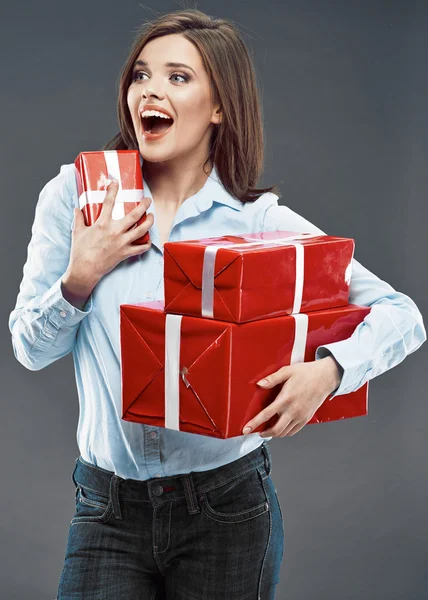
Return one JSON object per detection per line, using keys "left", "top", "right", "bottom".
{"left": 141, "top": 81, "right": 164, "bottom": 100}
{"left": 142, "top": 89, "right": 160, "bottom": 99}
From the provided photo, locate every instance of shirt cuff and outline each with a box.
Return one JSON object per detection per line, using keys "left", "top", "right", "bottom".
{"left": 315, "top": 343, "right": 366, "bottom": 398}
{"left": 40, "top": 275, "right": 93, "bottom": 329}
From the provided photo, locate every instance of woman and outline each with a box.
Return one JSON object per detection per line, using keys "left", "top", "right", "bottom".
{"left": 8, "top": 9, "right": 426, "bottom": 600}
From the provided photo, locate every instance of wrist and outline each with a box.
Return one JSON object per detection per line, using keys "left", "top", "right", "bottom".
{"left": 63, "top": 265, "right": 98, "bottom": 294}
{"left": 321, "top": 355, "right": 343, "bottom": 394}
{"left": 61, "top": 268, "right": 97, "bottom": 310}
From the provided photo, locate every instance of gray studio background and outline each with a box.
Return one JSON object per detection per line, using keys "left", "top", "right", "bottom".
{"left": 2, "top": 1, "right": 427, "bottom": 598}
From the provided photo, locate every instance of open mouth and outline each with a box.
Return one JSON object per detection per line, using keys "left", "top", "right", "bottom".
{"left": 141, "top": 114, "right": 174, "bottom": 135}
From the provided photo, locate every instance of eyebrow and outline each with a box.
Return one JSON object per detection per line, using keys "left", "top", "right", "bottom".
{"left": 132, "top": 60, "right": 196, "bottom": 76}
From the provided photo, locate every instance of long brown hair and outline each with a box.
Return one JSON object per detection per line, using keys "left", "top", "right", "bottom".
{"left": 102, "top": 9, "right": 280, "bottom": 203}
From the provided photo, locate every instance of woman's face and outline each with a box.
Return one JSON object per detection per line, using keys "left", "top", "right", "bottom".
{"left": 127, "top": 33, "right": 221, "bottom": 164}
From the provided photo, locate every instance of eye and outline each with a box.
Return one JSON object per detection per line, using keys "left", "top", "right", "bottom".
{"left": 170, "top": 72, "right": 189, "bottom": 83}
{"left": 131, "top": 71, "right": 189, "bottom": 83}
{"left": 132, "top": 70, "right": 146, "bottom": 82}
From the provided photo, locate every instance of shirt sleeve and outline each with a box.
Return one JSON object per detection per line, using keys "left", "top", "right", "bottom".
{"left": 8, "top": 163, "right": 93, "bottom": 371}
{"left": 263, "top": 201, "right": 427, "bottom": 397}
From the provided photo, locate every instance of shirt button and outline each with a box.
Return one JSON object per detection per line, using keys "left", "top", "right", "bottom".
{"left": 59, "top": 310, "right": 67, "bottom": 318}
{"left": 150, "top": 431, "right": 157, "bottom": 438}
{"left": 154, "top": 473, "right": 162, "bottom": 478}
{"left": 146, "top": 292, "right": 153, "bottom": 298}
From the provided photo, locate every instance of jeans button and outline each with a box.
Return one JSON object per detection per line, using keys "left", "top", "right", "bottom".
{"left": 153, "top": 485, "right": 164, "bottom": 497}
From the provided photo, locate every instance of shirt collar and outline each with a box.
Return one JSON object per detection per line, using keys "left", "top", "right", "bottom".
{"left": 140, "top": 155, "right": 244, "bottom": 216}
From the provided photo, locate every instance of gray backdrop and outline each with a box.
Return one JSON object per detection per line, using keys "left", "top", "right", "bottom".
{"left": 2, "top": 1, "right": 427, "bottom": 598}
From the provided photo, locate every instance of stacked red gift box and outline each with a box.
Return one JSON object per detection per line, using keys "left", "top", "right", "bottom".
{"left": 75, "top": 151, "right": 370, "bottom": 438}
{"left": 119, "top": 219, "right": 370, "bottom": 438}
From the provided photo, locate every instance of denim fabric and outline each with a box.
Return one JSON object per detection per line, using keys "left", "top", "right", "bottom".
{"left": 55, "top": 442, "right": 284, "bottom": 599}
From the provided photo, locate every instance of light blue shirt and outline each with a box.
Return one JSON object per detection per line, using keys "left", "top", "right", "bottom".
{"left": 8, "top": 160, "right": 426, "bottom": 480}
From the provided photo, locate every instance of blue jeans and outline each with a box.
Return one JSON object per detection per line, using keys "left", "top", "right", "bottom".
{"left": 56, "top": 442, "right": 284, "bottom": 599}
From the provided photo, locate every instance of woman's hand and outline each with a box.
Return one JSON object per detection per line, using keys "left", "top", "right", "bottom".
{"left": 67, "top": 179, "right": 154, "bottom": 289}
{"left": 242, "top": 356, "right": 343, "bottom": 438}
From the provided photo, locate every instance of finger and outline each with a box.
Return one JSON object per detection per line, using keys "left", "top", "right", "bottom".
{"left": 259, "top": 415, "right": 295, "bottom": 438}
{"left": 72, "top": 207, "right": 84, "bottom": 230}
{"left": 121, "top": 197, "right": 152, "bottom": 231}
{"left": 242, "top": 404, "right": 280, "bottom": 435}
{"left": 283, "top": 421, "right": 305, "bottom": 437}
{"left": 123, "top": 238, "right": 152, "bottom": 259}
{"left": 99, "top": 179, "right": 119, "bottom": 221}
{"left": 256, "top": 364, "right": 294, "bottom": 388}
{"left": 124, "top": 212, "right": 154, "bottom": 243}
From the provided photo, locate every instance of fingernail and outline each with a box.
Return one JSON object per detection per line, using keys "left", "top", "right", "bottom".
{"left": 257, "top": 379, "right": 268, "bottom": 386}
{"left": 243, "top": 426, "right": 252, "bottom": 435}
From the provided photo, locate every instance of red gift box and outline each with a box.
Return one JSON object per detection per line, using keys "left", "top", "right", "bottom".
{"left": 163, "top": 230, "right": 355, "bottom": 323}
{"left": 120, "top": 300, "right": 370, "bottom": 438}
{"left": 74, "top": 150, "right": 149, "bottom": 245}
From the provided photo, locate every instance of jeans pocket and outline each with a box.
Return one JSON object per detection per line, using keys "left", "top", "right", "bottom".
{"left": 71, "top": 484, "right": 113, "bottom": 525}
{"left": 200, "top": 467, "right": 269, "bottom": 524}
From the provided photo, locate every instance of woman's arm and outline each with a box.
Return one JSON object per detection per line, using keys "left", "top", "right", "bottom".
{"left": 8, "top": 164, "right": 93, "bottom": 371}
{"left": 262, "top": 201, "right": 427, "bottom": 397}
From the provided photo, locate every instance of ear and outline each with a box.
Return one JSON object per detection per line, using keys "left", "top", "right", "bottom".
{"left": 212, "top": 104, "right": 222, "bottom": 126}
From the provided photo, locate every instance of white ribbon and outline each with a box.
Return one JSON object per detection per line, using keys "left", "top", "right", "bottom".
{"left": 105, "top": 151, "right": 121, "bottom": 187}
{"left": 78, "top": 151, "right": 144, "bottom": 220}
{"left": 163, "top": 311, "right": 310, "bottom": 432}
{"left": 164, "top": 314, "right": 183, "bottom": 430}
{"left": 290, "top": 313, "right": 309, "bottom": 364}
{"left": 201, "top": 233, "right": 321, "bottom": 318}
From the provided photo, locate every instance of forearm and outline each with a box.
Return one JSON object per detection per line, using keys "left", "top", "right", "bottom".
{"left": 9, "top": 274, "right": 93, "bottom": 371}
{"left": 262, "top": 202, "right": 426, "bottom": 398}
{"left": 315, "top": 260, "right": 426, "bottom": 397}
{"left": 9, "top": 164, "right": 96, "bottom": 371}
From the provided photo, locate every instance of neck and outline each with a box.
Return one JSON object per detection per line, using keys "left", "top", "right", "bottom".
{"left": 143, "top": 156, "right": 213, "bottom": 212}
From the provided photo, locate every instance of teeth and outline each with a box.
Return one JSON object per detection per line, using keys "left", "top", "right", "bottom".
{"left": 140, "top": 109, "right": 173, "bottom": 119}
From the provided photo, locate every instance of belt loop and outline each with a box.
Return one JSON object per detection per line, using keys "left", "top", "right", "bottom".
{"left": 261, "top": 442, "right": 272, "bottom": 477}
{"left": 110, "top": 474, "right": 123, "bottom": 520}
{"left": 183, "top": 473, "right": 200, "bottom": 515}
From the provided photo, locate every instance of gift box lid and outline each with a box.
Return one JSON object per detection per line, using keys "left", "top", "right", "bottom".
{"left": 74, "top": 150, "right": 143, "bottom": 197}
{"left": 164, "top": 230, "right": 354, "bottom": 289}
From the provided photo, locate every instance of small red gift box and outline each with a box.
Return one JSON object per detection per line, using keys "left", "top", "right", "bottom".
{"left": 74, "top": 150, "right": 149, "bottom": 245}
{"left": 163, "top": 231, "right": 355, "bottom": 322}
{"left": 120, "top": 300, "right": 370, "bottom": 439}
